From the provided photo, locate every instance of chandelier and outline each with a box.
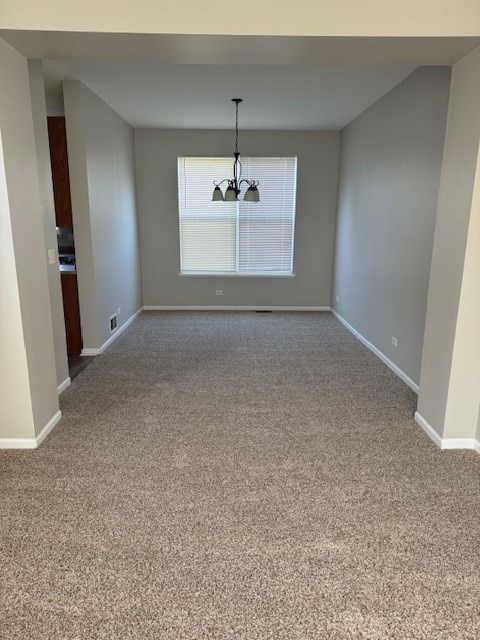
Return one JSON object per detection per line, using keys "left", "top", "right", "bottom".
{"left": 212, "top": 98, "right": 260, "bottom": 203}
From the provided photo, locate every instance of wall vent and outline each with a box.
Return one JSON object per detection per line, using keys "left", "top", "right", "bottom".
{"left": 109, "top": 313, "right": 118, "bottom": 334}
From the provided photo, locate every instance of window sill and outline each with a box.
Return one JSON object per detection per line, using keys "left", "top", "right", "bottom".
{"left": 178, "top": 272, "right": 295, "bottom": 278}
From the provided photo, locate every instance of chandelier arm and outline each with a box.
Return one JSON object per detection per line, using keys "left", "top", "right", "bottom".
{"left": 213, "top": 178, "right": 231, "bottom": 187}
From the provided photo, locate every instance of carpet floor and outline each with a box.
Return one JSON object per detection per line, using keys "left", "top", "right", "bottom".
{"left": 1, "top": 311, "right": 479, "bottom": 639}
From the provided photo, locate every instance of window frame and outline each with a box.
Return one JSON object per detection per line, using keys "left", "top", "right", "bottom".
{"left": 177, "top": 155, "right": 297, "bottom": 278}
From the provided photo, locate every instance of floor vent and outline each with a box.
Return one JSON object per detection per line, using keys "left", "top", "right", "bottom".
{"left": 109, "top": 313, "right": 118, "bottom": 333}
{"left": 255, "top": 310, "right": 272, "bottom": 313}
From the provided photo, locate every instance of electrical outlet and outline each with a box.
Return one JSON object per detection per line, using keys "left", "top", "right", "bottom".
{"left": 47, "top": 249, "right": 56, "bottom": 265}
{"left": 215, "top": 290, "right": 223, "bottom": 296}
{"left": 392, "top": 337, "right": 398, "bottom": 347}
{"left": 335, "top": 296, "right": 339, "bottom": 303}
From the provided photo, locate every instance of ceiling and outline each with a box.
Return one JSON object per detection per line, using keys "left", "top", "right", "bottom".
{"left": 3, "top": 31, "right": 479, "bottom": 65}
{"left": 43, "top": 61, "right": 417, "bottom": 130}
{"left": 6, "top": 30, "right": 476, "bottom": 130}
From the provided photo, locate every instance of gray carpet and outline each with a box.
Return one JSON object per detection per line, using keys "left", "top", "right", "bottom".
{"left": 1, "top": 311, "right": 479, "bottom": 639}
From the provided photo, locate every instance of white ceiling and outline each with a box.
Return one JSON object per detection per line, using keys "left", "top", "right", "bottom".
{"left": 3, "top": 31, "right": 479, "bottom": 66}
{"left": 43, "top": 61, "right": 416, "bottom": 130}
{"left": 6, "top": 30, "right": 476, "bottom": 130}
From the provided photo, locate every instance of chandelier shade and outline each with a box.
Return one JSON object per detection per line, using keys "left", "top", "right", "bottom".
{"left": 243, "top": 184, "right": 260, "bottom": 202}
{"left": 212, "top": 185, "right": 224, "bottom": 201}
{"left": 224, "top": 183, "right": 238, "bottom": 201}
{"left": 211, "top": 98, "right": 260, "bottom": 203}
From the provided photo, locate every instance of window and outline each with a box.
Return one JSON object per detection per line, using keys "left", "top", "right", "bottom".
{"left": 178, "top": 156, "right": 297, "bottom": 276}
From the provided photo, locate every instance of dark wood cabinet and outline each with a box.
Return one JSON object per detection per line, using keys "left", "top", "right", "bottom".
{"left": 47, "top": 116, "right": 73, "bottom": 228}
{"left": 48, "top": 116, "right": 82, "bottom": 357}
{"left": 60, "top": 273, "right": 82, "bottom": 357}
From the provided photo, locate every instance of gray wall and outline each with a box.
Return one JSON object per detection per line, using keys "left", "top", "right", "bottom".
{"left": 417, "top": 48, "right": 480, "bottom": 439}
{"left": 135, "top": 129, "right": 339, "bottom": 307}
{"left": 331, "top": 67, "right": 451, "bottom": 386}
{"left": 0, "top": 38, "right": 59, "bottom": 439}
{"left": 28, "top": 59, "right": 69, "bottom": 387}
{"left": 64, "top": 81, "right": 143, "bottom": 349}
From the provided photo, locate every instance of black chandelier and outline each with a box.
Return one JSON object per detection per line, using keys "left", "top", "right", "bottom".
{"left": 212, "top": 98, "right": 260, "bottom": 203}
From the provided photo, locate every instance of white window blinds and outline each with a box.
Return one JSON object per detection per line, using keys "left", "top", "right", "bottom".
{"left": 178, "top": 156, "right": 297, "bottom": 275}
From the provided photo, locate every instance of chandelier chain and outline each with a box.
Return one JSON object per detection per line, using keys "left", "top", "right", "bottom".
{"left": 235, "top": 100, "right": 239, "bottom": 154}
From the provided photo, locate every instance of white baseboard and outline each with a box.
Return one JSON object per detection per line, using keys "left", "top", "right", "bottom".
{"left": 331, "top": 309, "right": 419, "bottom": 394}
{"left": 414, "top": 411, "right": 442, "bottom": 448}
{"left": 81, "top": 348, "right": 100, "bottom": 356}
{"left": 81, "top": 308, "right": 142, "bottom": 357}
{"left": 36, "top": 410, "right": 62, "bottom": 446}
{"left": 414, "top": 412, "right": 480, "bottom": 452}
{"left": 441, "top": 438, "right": 480, "bottom": 450}
{"left": 143, "top": 305, "right": 331, "bottom": 311}
{"left": 0, "top": 437, "right": 37, "bottom": 449}
{"left": 0, "top": 410, "right": 62, "bottom": 449}
{"left": 57, "top": 377, "right": 71, "bottom": 394}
